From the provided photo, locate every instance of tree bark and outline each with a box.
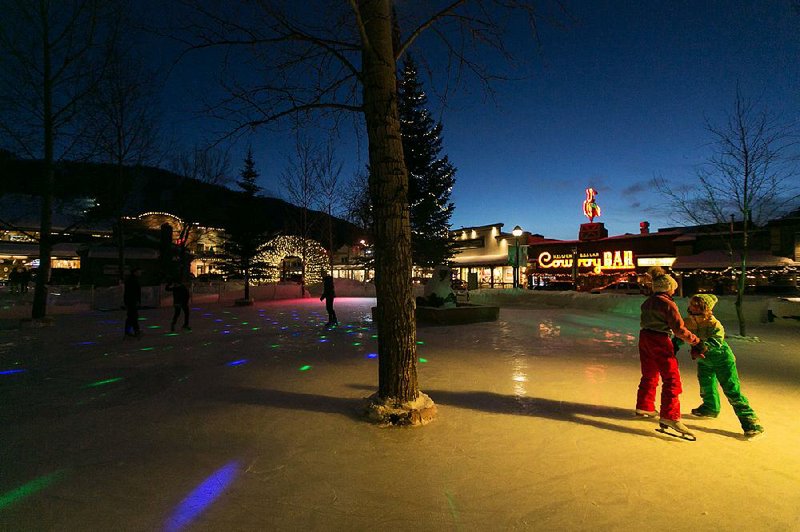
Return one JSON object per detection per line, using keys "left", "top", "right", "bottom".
{"left": 360, "top": 0, "right": 419, "bottom": 404}
{"left": 32, "top": 12, "right": 54, "bottom": 320}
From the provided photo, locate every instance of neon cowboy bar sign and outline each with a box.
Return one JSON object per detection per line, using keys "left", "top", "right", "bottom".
{"left": 537, "top": 250, "right": 635, "bottom": 273}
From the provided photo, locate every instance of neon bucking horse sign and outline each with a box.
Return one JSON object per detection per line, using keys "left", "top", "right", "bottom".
{"left": 582, "top": 187, "right": 601, "bottom": 222}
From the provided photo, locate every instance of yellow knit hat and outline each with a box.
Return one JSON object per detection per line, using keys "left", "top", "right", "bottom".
{"left": 691, "top": 293, "right": 718, "bottom": 310}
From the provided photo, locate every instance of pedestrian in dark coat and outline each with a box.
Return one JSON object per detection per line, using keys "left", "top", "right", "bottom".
{"left": 320, "top": 274, "right": 337, "bottom": 327}
{"left": 124, "top": 268, "right": 142, "bottom": 337}
{"left": 166, "top": 279, "right": 191, "bottom": 331}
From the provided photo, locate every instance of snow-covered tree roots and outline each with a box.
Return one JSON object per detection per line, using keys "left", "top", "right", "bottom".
{"left": 363, "top": 392, "right": 437, "bottom": 427}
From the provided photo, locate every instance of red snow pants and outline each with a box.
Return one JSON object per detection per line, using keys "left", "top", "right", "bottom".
{"left": 637, "top": 329, "right": 683, "bottom": 420}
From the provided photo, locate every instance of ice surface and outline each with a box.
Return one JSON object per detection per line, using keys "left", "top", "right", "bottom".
{"left": 0, "top": 294, "right": 798, "bottom": 530}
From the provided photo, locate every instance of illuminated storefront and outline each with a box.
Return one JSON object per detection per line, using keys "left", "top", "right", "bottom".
{"left": 450, "top": 223, "right": 528, "bottom": 288}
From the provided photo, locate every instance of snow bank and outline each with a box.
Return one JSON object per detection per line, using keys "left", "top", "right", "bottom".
{"left": 467, "top": 289, "right": 784, "bottom": 324}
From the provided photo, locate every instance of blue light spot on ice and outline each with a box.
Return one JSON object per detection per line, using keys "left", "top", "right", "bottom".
{"left": 227, "top": 359, "right": 248, "bottom": 366}
{"left": 366, "top": 353, "right": 378, "bottom": 359}
{"left": 164, "top": 461, "right": 239, "bottom": 532}
{"left": 0, "top": 368, "right": 26, "bottom": 375}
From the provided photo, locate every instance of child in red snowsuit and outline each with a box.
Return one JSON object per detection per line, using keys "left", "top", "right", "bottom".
{"left": 636, "top": 268, "right": 701, "bottom": 436}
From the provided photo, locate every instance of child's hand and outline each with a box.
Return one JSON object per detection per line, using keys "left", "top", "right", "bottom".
{"left": 690, "top": 344, "right": 707, "bottom": 360}
{"left": 671, "top": 337, "right": 681, "bottom": 354}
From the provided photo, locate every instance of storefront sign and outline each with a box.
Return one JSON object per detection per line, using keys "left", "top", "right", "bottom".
{"left": 537, "top": 250, "right": 634, "bottom": 273}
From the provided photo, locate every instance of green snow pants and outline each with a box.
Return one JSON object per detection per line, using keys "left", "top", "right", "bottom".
{"left": 695, "top": 343, "right": 758, "bottom": 427}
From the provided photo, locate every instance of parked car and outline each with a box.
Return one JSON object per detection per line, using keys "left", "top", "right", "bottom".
{"left": 590, "top": 281, "right": 642, "bottom": 294}
{"left": 533, "top": 280, "right": 575, "bottom": 291}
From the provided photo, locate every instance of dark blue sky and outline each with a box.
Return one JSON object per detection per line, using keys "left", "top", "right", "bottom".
{"left": 159, "top": 1, "right": 800, "bottom": 240}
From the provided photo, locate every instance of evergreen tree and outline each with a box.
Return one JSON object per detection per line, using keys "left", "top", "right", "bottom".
{"left": 238, "top": 147, "right": 260, "bottom": 196}
{"left": 222, "top": 148, "right": 272, "bottom": 302}
{"left": 398, "top": 55, "right": 457, "bottom": 267}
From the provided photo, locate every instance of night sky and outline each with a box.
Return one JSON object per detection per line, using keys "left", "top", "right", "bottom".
{"left": 154, "top": 1, "right": 800, "bottom": 240}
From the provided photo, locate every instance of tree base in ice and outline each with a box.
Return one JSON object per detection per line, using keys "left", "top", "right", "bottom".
{"left": 363, "top": 392, "right": 437, "bottom": 426}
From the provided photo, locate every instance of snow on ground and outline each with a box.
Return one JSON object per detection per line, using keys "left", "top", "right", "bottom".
{"left": 0, "top": 293, "right": 798, "bottom": 530}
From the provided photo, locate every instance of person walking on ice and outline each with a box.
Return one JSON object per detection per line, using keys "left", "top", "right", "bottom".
{"left": 636, "top": 267, "right": 702, "bottom": 439}
{"left": 124, "top": 267, "right": 142, "bottom": 337}
{"left": 166, "top": 278, "right": 191, "bottom": 332}
{"left": 320, "top": 274, "right": 337, "bottom": 327}
{"left": 678, "top": 293, "right": 764, "bottom": 437}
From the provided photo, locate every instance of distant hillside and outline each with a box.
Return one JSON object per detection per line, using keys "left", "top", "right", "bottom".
{"left": 0, "top": 151, "right": 364, "bottom": 247}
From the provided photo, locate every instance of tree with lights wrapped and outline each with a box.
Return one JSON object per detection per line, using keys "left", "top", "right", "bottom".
{"left": 398, "top": 55, "right": 457, "bottom": 267}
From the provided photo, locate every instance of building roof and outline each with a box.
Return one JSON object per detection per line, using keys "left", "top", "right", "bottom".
{"left": 672, "top": 250, "right": 798, "bottom": 270}
{"left": 0, "top": 242, "right": 83, "bottom": 258}
{"left": 451, "top": 253, "right": 510, "bottom": 267}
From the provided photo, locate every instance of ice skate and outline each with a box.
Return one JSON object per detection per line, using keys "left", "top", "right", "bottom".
{"left": 691, "top": 406, "right": 718, "bottom": 418}
{"left": 742, "top": 419, "right": 764, "bottom": 439}
{"left": 635, "top": 409, "right": 658, "bottom": 418}
{"left": 656, "top": 418, "right": 696, "bottom": 441}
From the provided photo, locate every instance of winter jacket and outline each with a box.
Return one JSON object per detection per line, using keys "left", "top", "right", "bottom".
{"left": 640, "top": 292, "right": 700, "bottom": 345}
{"left": 166, "top": 283, "right": 190, "bottom": 305}
{"left": 684, "top": 313, "right": 733, "bottom": 363}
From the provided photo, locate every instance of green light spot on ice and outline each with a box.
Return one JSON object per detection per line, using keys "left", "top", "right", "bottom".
{"left": 140, "top": 347, "right": 154, "bottom": 351}
{"left": 419, "top": 358, "right": 428, "bottom": 363}
{"left": 353, "top": 342, "right": 361, "bottom": 346}
{"left": 241, "top": 321, "right": 248, "bottom": 325}
{"left": 148, "top": 325, "right": 161, "bottom": 329}
{"left": 371, "top": 334, "right": 378, "bottom": 339}
{"left": 165, "top": 333, "right": 179, "bottom": 336}
{"left": 0, "top": 470, "right": 66, "bottom": 510}
{"left": 251, "top": 327, "right": 260, "bottom": 331}
{"left": 271, "top": 344, "right": 280, "bottom": 348}
{"left": 299, "top": 365, "right": 311, "bottom": 371}
{"left": 85, "top": 377, "right": 123, "bottom": 388}
{"left": 416, "top": 341, "right": 425, "bottom": 345}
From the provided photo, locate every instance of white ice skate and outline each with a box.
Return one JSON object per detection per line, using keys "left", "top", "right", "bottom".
{"left": 656, "top": 418, "right": 696, "bottom": 441}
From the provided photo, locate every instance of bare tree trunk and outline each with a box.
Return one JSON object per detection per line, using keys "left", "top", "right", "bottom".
{"left": 360, "top": 0, "right": 419, "bottom": 404}
{"left": 735, "top": 211, "right": 750, "bottom": 336}
{"left": 32, "top": 19, "right": 54, "bottom": 320}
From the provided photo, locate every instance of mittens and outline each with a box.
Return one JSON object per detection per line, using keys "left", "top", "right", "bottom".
{"left": 671, "top": 337, "right": 681, "bottom": 355}
{"left": 690, "top": 343, "right": 707, "bottom": 360}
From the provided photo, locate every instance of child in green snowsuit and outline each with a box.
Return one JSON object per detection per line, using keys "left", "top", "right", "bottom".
{"left": 681, "top": 293, "right": 764, "bottom": 437}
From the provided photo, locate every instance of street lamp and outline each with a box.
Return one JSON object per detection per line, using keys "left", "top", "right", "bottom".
{"left": 512, "top": 225, "right": 523, "bottom": 289}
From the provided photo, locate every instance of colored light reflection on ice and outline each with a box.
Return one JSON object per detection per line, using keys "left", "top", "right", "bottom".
{"left": 366, "top": 353, "right": 378, "bottom": 359}
{"left": 0, "top": 470, "right": 66, "bottom": 510}
{"left": 0, "top": 368, "right": 26, "bottom": 375}
{"left": 85, "top": 377, "right": 123, "bottom": 388}
{"left": 227, "top": 359, "right": 248, "bottom": 366}
{"left": 76, "top": 341, "right": 96, "bottom": 346}
{"left": 164, "top": 461, "right": 239, "bottom": 532}
{"left": 299, "top": 365, "right": 311, "bottom": 371}
{"left": 419, "top": 358, "right": 428, "bottom": 363}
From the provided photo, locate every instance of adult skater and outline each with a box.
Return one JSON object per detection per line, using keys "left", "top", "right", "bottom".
{"left": 166, "top": 278, "right": 191, "bottom": 332}
{"left": 124, "top": 267, "right": 142, "bottom": 337}
{"left": 636, "top": 266, "right": 701, "bottom": 439}
{"left": 680, "top": 293, "right": 764, "bottom": 437}
{"left": 320, "top": 274, "right": 337, "bottom": 327}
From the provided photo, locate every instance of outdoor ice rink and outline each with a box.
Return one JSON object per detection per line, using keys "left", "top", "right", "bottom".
{"left": 1, "top": 296, "right": 799, "bottom": 531}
